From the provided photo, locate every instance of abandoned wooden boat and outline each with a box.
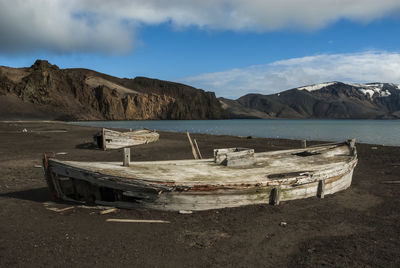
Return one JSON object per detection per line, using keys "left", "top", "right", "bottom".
{"left": 43, "top": 140, "right": 357, "bottom": 211}
{"left": 93, "top": 128, "right": 159, "bottom": 150}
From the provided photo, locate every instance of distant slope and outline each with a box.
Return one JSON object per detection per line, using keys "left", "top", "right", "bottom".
{"left": 234, "top": 82, "right": 400, "bottom": 119}
{"left": 0, "top": 60, "right": 226, "bottom": 120}
{"left": 218, "top": 97, "right": 270, "bottom": 119}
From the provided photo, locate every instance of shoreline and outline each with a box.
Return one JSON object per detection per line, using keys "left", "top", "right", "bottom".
{"left": 1, "top": 121, "right": 399, "bottom": 266}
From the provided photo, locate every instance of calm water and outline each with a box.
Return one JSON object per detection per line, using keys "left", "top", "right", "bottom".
{"left": 72, "top": 119, "right": 400, "bottom": 146}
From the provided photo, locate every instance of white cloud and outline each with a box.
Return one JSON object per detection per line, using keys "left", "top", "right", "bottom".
{"left": 179, "top": 52, "right": 400, "bottom": 98}
{"left": 1, "top": 0, "right": 400, "bottom": 53}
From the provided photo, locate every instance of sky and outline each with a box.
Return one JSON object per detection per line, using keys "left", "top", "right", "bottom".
{"left": 1, "top": 0, "right": 400, "bottom": 99}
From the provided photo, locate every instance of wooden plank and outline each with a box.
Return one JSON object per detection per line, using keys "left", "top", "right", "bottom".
{"left": 186, "top": 131, "right": 199, "bottom": 160}
{"left": 193, "top": 139, "right": 202, "bottom": 159}
{"left": 106, "top": 219, "right": 170, "bottom": 223}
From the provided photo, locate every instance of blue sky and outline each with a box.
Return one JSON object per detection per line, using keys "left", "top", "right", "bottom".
{"left": 1, "top": 0, "right": 400, "bottom": 98}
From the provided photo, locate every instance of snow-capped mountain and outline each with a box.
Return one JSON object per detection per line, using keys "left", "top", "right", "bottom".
{"left": 226, "top": 82, "right": 400, "bottom": 119}
{"left": 298, "top": 82, "right": 399, "bottom": 98}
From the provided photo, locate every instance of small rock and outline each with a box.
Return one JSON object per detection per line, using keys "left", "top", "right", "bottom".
{"left": 22, "top": 128, "right": 28, "bottom": 133}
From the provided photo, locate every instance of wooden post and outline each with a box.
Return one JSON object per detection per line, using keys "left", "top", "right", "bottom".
{"left": 102, "top": 128, "right": 106, "bottom": 150}
{"left": 270, "top": 187, "right": 281, "bottom": 205}
{"left": 123, "top": 148, "right": 130, "bottom": 167}
{"left": 301, "top": 140, "right": 307, "bottom": 148}
{"left": 317, "top": 179, "right": 325, "bottom": 198}
{"left": 186, "top": 131, "right": 199, "bottom": 160}
{"left": 193, "top": 139, "right": 202, "bottom": 159}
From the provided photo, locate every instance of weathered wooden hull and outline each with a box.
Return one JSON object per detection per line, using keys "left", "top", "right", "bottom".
{"left": 43, "top": 141, "right": 357, "bottom": 211}
{"left": 94, "top": 128, "right": 159, "bottom": 150}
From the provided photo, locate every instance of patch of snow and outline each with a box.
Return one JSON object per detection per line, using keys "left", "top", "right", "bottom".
{"left": 298, "top": 82, "right": 336, "bottom": 92}
{"left": 349, "top": 83, "right": 391, "bottom": 98}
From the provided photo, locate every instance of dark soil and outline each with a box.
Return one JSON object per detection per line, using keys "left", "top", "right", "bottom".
{"left": 0, "top": 121, "right": 399, "bottom": 267}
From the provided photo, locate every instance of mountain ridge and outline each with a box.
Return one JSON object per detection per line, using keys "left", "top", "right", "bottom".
{"left": 225, "top": 81, "right": 400, "bottom": 119}
{"left": 1, "top": 60, "right": 399, "bottom": 120}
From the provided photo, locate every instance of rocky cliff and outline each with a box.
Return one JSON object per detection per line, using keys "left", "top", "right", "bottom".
{"left": 0, "top": 60, "right": 226, "bottom": 120}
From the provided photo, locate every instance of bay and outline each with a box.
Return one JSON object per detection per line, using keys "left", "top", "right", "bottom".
{"left": 72, "top": 119, "right": 400, "bottom": 146}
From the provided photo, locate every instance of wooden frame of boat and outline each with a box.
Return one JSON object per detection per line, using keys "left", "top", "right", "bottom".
{"left": 93, "top": 128, "right": 159, "bottom": 150}
{"left": 42, "top": 140, "right": 357, "bottom": 211}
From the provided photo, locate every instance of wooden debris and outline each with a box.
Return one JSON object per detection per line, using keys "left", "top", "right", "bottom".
{"left": 186, "top": 131, "right": 199, "bottom": 160}
{"left": 46, "top": 206, "right": 74, "bottom": 212}
{"left": 34, "top": 165, "right": 42, "bottom": 168}
{"left": 106, "top": 219, "right": 170, "bottom": 223}
{"left": 56, "top": 152, "right": 68, "bottom": 155}
{"left": 371, "top": 147, "right": 378, "bottom": 150}
{"left": 179, "top": 210, "right": 193, "bottom": 214}
{"left": 99, "top": 208, "right": 119, "bottom": 215}
{"left": 381, "top": 181, "right": 400, "bottom": 184}
{"left": 193, "top": 139, "right": 203, "bottom": 159}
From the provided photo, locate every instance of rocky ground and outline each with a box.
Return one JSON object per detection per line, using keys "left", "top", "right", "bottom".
{"left": 0, "top": 121, "right": 399, "bottom": 267}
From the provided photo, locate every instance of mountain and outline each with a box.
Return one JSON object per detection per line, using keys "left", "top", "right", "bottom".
{"left": 0, "top": 60, "right": 226, "bottom": 120}
{"left": 223, "top": 82, "right": 400, "bottom": 119}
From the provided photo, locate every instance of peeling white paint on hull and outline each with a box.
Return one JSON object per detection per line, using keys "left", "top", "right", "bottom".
{"left": 43, "top": 141, "right": 357, "bottom": 211}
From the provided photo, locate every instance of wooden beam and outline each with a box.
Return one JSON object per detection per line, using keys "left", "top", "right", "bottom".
{"left": 193, "top": 139, "right": 202, "bottom": 159}
{"left": 186, "top": 131, "right": 199, "bottom": 160}
{"left": 123, "top": 148, "right": 130, "bottom": 166}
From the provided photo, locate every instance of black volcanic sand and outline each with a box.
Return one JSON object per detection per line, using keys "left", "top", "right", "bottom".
{"left": 0, "top": 121, "right": 399, "bottom": 267}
